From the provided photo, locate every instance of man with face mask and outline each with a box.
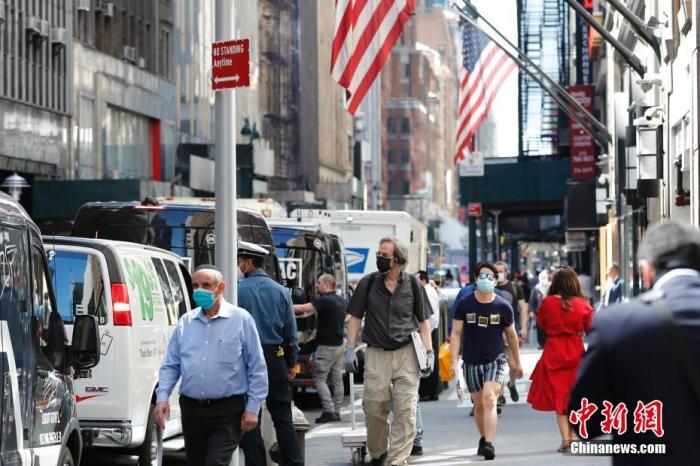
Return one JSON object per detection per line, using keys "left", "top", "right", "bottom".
{"left": 529, "top": 270, "right": 551, "bottom": 349}
{"left": 237, "top": 241, "right": 303, "bottom": 466}
{"left": 450, "top": 262, "right": 523, "bottom": 460}
{"left": 569, "top": 220, "right": 700, "bottom": 465}
{"left": 154, "top": 264, "right": 268, "bottom": 466}
{"left": 346, "top": 236, "right": 434, "bottom": 466}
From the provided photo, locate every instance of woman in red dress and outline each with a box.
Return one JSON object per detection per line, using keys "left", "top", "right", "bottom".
{"left": 527, "top": 266, "right": 593, "bottom": 452}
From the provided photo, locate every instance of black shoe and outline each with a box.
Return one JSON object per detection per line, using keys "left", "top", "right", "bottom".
{"left": 334, "top": 411, "right": 341, "bottom": 421}
{"left": 497, "top": 394, "right": 506, "bottom": 406}
{"left": 478, "top": 437, "right": 485, "bottom": 449}
{"left": 508, "top": 382, "right": 519, "bottom": 402}
{"left": 480, "top": 442, "right": 495, "bottom": 460}
{"left": 410, "top": 445, "right": 423, "bottom": 456}
{"left": 469, "top": 407, "right": 475, "bottom": 416}
{"left": 315, "top": 411, "right": 339, "bottom": 424}
{"left": 497, "top": 407, "right": 502, "bottom": 416}
{"left": 371, "top": 452, "right": 387, "bottom": 466}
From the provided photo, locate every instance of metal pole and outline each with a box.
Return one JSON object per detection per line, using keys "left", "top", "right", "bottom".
{"left": 493, "top": 210, "right": 501, "bottom": 260}
{"left": 215, "top": 0, "right": 238, "bottom": 305}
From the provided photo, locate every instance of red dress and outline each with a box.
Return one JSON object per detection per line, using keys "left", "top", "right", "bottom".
{"left": 527, "top": 296, "right": 593, "bottom": 414}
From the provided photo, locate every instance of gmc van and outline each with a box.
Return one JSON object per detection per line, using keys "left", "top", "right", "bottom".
{"left": 43, "top": 236, "right": 194, "bottom": 465}
{"left": 0, "top": 192, "right": 100, "bottom": 466}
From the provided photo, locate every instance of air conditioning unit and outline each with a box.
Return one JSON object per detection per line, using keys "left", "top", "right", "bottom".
{"left": 39, "top": 19, "right": 50, "bottom": 38}
{"left": 25, "top": 16, "right": 40, "bottom": 36}
{"left": 122, "top": 46, "right": 136, "bottom": 63}
{"left": 51, "top": 28, "right": 67, "bottom": 46}
{"left": 103, "top": 2, "right": 114, "bottom": 18}
{"left": 138, "top": 57, "right": 146, "bottom": 69}
{"left": 77, "top": 0, "right": 90, "bottom": 12}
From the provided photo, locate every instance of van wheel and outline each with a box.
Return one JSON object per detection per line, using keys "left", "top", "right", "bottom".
{"left": 137, "top": 404, "right": 163, "bottom": 466}
{"left": 59, "top": 448, "right": 75, "bottom": 466}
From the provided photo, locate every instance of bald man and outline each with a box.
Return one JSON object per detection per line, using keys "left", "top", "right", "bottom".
{"left": 155, "top": 265, "right": 268, "bottom": 466}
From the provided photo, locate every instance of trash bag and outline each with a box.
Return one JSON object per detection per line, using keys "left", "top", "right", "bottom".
{"left": 438, "top": 342, "right": 453, "bottom": 382}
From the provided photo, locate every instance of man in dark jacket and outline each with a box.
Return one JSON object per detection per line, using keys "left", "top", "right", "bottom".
{"left": 569, "top": 220, "right": 700, "bottom": 465}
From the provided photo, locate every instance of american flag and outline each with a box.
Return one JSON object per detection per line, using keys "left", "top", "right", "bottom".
{"left": 332, "top": 0, "right": 416, "bottom": 115}
{"left": 454, "top": 21, "right": 517, "bottom": 162}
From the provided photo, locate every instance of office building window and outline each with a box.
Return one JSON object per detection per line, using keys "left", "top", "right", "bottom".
{"left": 102, "top": 106, "right": 151, "bottom": 179}
{"left": 161, "top": 121, "right": 176, "bottom": 181}
{"left": 387, "top": 149, "right": 396, "bottom": 164}
{"left": 159, "top": 27, "right": 171, "bottom": 78}
{"left": 387, "top": 117, "right": 397, "bottom": 135}
{"left": 401, "top": 150, "right": 410, "bottom": 164}
{"left": 77, "top": 97, "right": 97, "bottom": 179}
{"left": 401, "top": 53, "right": 410, "bottom": 83}
{"left": 401, "top": 118, "right": 410, "bottom": 135}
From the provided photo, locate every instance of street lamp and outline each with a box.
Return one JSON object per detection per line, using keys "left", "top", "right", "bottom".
{"left": 240, "top": 118, "right": 260, "bottom": 144}
{"left": 634, "top": 107, "right": 664, "bottom": 198}
{"left": 1, "top": 173, "right": 30, "bottom": 201}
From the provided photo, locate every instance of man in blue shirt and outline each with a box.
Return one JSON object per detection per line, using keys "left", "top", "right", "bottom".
{"left": 237, "top": 242, "right": 303, "bottom": 466}
{"left": 155, "top": 265, "right": 268, "bottom": 466}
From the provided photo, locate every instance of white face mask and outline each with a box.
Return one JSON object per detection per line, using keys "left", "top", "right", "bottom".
{"left": 497, "top": 272, "right": 506, "bottom": 283}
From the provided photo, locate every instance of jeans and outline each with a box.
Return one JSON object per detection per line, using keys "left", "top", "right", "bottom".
{"left": 413, "top": 400, "right": 423, "bottom": 447}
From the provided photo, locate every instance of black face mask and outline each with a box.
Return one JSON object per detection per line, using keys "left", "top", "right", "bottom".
{"left": 376, "top": 256, "right": 392, "bottom": 275}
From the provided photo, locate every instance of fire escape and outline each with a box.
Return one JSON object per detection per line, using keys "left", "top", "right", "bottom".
{"left": 260, "top": 0, "right": 300, "bottom": 189}
{"left": 518, "top": 0, "right": 570, "bottom": 157}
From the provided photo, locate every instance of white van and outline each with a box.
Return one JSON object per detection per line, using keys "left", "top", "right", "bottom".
{"left": 43, "top": 236, "right": 194, "bottom": 465}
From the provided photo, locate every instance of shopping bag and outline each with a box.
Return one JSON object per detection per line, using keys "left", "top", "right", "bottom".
{"left": 438, "top": 342, "right": 453, "bottom": 382}
{"left": 455, "top": 359, "right": 467, "bottom": 402}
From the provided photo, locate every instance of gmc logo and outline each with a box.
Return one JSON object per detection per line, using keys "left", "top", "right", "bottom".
{"left": 85, "top": 387, "right": 109, "bottom": 393}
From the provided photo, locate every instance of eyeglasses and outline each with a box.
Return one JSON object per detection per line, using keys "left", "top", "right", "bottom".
{"left": 376, "top": 252, "right": 393, "bottom": 259}
{"left": 478, "top": 273, "right": 496, "bottom": 281}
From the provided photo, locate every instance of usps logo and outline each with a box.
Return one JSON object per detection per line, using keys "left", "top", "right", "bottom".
{"left": 345, "top": 248, "right": 369, "bottom": 274}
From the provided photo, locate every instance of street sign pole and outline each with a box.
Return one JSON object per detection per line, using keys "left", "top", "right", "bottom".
{"left": 215, "top": 0, "right": 237, "bottom": 305}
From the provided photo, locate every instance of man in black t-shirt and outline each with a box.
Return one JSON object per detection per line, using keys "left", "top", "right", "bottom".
{"left": 450, "top": 262, "right": 523, "bottom": 461}
{"left": 294, "top": 274, "right": 347, "bottom": 423}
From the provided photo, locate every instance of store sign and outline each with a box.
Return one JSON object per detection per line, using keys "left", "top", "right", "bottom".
{"left": 565, "top": 231, "right": 587, "bottom": 252}
{"left": 212, "top": 38, "right": 250, "bottom": 90}
{"left": 568, "top": 85, "right": 596, "bottom": 180}
{"left": 467, "top": 202, "right": 483, "bottom": 217}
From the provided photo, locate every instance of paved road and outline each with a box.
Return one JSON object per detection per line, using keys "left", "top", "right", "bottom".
{"left": 84, "top": 346, "right": 612, "bottom": 465}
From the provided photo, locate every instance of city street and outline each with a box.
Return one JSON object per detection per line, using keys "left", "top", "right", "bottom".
{"left": 83, "top": 346, "right": 610, "bottom": 466}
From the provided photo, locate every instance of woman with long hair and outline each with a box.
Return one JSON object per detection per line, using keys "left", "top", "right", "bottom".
{"left": 527, "top": 266, "right": 594, "bottom": 452}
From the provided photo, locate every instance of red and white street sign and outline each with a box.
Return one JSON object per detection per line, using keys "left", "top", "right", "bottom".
{"left": 212, "top": 38, "right": 250, "bottom": 91}
{"left": 467, "top": 202, "right": 483, "bottom": 217}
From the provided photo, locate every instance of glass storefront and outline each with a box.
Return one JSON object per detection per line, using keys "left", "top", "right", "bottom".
{"left": 102, "top": 106, "right": 152, "bottom": 179}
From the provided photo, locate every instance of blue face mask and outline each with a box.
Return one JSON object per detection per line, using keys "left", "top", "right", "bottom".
{"left": 193, "top": 289, "right": 216, "bottom": 310}
{"left": 477, "top": 278, "right": 495, "bottom": 294}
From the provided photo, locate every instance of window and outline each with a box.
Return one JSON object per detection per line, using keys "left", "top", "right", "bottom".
{"left": 388, "top": 149, "right": 396, "bottom": 164}
{"left": 102, "top": 106, "right": 152, "bottom": 179}
{"left": 151, "top": 258, "right": 178, "bottom": 325}
{"left": 159, "top": 27, "right": 172, "bottom": 78}
{"left": 387, "top": 117, "right": 397, "bottom": 135}
{"left": 401, "top": 118, "right": 411, "bottom": 135}
{"left": 401, "top": 150, "right": 410, "bottom": 164}
{"left": 163, "top": 259, "right": 188, "bottom": 317}
{"left": 47, "top": 249, "right": 107, "bottom": 325}
{"left": 401, "top": 180, "right": 410, "bottom": 194}
{"left": 77, "top": 97, "right": 97, "bottom": 179}
{"left": 401, "top": 53, "right": 410, "bottom": 83}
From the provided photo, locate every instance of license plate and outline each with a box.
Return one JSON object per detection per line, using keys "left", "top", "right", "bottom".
{"left": 295, "top": 363, "right": 302, "bottom": 374}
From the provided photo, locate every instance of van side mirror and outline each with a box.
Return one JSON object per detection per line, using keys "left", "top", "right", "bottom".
{"left": 72, "top": 315, "right": 100, "bottom": 373}
{"left": 291, "top": 286, "right": 307, "bottom": 305}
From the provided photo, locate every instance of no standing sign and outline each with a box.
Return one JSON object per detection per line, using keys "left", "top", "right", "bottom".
{"left": 212, "top": 38, "right": 250, "bottom": 90}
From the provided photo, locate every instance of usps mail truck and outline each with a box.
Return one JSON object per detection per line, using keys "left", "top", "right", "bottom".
{"left": 290, "top": 210, "right": 427, "bottom": 284}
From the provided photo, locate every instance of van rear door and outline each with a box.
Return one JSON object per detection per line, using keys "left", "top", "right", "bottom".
{"left": 46, "top": 246, "right": 117, "bottom": 420}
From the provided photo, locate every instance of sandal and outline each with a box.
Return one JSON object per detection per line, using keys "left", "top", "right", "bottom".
{"left": 558, "top": 442, "right": 570, "bottom": 453}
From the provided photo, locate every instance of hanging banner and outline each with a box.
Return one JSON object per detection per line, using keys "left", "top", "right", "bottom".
{"left": 568, "top": 85, "right": 596, "bottom": 180}
{"left": 459, "top": 152, "right": 484, "bottom": 177}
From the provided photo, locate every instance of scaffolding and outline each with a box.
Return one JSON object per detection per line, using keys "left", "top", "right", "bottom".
{"left": 518, "top": 0, "right": 570, "bottom": 157}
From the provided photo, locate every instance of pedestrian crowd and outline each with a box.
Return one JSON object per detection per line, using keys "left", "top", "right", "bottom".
{"left": 153, "top": 220, "right": 699, "bottom": 466}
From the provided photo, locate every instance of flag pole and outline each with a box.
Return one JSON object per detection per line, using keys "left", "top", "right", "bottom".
{"left": 457, "top": 0, "right": 611, "bottom": 147}
{"left": 452, "top": 3, "right": 611, "bottom": 150}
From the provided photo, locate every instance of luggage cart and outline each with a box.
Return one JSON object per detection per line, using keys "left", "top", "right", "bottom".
{"left": 341, "top": 347, "right": 367, "bottom": 466}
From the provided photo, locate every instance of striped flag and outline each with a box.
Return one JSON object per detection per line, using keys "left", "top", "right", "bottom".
{"left": 454, "top": 21, "right": 517, "bottom": 162}
{"left": 332, "top": 0, "right": 417, "bottom": 115}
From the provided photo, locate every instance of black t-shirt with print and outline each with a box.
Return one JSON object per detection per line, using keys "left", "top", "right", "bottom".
{"left": 453, "top": 293, "right": 514, "bottom": 365}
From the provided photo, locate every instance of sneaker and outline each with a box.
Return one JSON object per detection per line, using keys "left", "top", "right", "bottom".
{"left": 508, "top": 382, "right": 519, "bottom": 402}
{"left": 479, "top": 437, "right": 485, "bottom": 449}
{"left": 410, "top": 445, "right": 423, "bottom": 456}
{"left": 315, "top": 411, "right": 339, "bottom": 424}
{"left": 497, "top": 407, "right": 502, "bottom": 416}
{"left": 371, "top": 452, "right": 387, "bottom": 466}
{"left": 481, "top": 442, "right": 495, "bottom": 460}
{"left": 497, "top": 394, "right": 506, "bottom": 406}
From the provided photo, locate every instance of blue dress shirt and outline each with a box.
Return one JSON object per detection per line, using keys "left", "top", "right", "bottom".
{"left": 238, "top": 270, "right": 298, "bottom": 363}
{"left": 156, "top": 300, "right": 269, "bottom": 414}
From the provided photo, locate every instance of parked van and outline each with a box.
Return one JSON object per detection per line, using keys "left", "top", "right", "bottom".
{"left": 0, "top": 192, "right": 100, "bottom": 465}
{"left": 43, "top": 236, "right": 194, "bottom": 465}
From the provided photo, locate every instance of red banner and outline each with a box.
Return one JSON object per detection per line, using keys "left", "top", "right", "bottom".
{"left": 568, "top": 85, "right": 596, "bottom": 180}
